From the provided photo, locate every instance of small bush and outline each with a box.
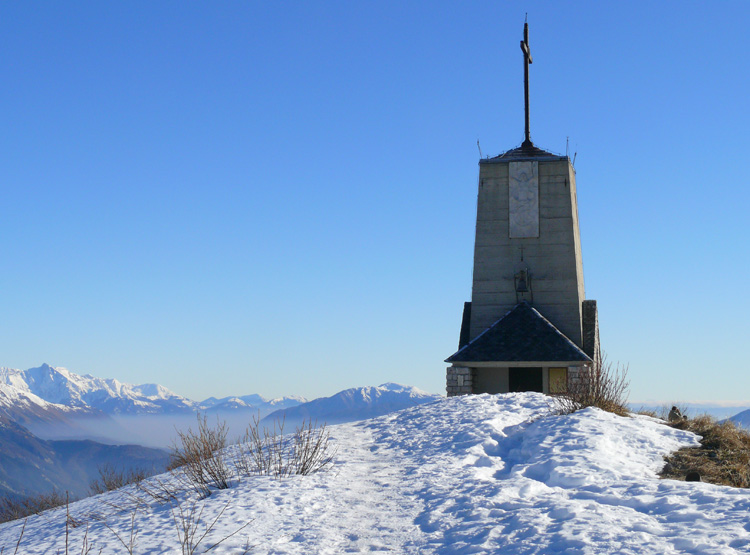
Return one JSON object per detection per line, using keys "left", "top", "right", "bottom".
{"left": 135, "top": 475, "right": 179, "bottom": 505}
{"left": 661, "top": 414, "right": 750, "bottom": 488}
{"left": 170, "top": 497, "right": 251, "bottom": 555}
{"left": 89, "top": 463, "right": 151, "bottom": 495}
{"left": 169, "top": 413, "right": 232, "bottom": 497}
{"left": 291, "top": 420, "right": 336, "bottom": 476}
{"left": 0, "top": 491, "right": 68, "bottom": 524}
{"left": 235, "top": 415, "right": 335, "bottom": 478}
{"left": 555, "top": 357, "right": 630, "bottom": 417}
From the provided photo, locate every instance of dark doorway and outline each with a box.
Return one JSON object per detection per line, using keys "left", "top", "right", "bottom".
{"left": 509, "top": 367, "right": 543, "bottom": 392}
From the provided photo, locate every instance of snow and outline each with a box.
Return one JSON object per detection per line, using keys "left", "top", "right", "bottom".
{"left": 263, "top": 383, "right": 441, "bottom": 427}
{"left": 0, "top": 382, "right": 49, "bottom": 408}
{"left": 200, "top": 394, "right": 306, "bottom": 416}
{"left": 3, "top": 392, "right": 750, "bottom": 554}
{"left": 0, "top": 364, "right": 196, "bottom": 414}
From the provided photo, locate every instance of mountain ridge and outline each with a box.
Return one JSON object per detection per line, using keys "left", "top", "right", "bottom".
{"left": 0, "top": 364, "right": 196, "bottom": 415}
{"left": 262, "top": 382, "right": 441, "bottom": 427}
{"left": 1, "top": 364, "right": 308, "bottom": 419}
{"left": 0, "top": 414, "right": 167, "bottom": 499}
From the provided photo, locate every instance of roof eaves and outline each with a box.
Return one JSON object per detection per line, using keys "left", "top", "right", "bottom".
{"left": 524, "top": 305, "right": 592, "bottom": 362}
{"left": 444, "top": 304, "right": 517, "bottom": 363}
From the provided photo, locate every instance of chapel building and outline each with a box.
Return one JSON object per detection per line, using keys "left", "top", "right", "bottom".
{"left": 445, "top": 22, "right": 600, "bottom": 396}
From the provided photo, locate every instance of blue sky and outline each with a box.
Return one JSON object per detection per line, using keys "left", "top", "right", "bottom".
{"left": 1, "top": 2, "right": 748, "bottom": 403}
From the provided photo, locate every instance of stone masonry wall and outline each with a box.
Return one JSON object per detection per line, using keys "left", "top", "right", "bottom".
{"left": 446, "top": 366, "right": 474, "bottom": 396}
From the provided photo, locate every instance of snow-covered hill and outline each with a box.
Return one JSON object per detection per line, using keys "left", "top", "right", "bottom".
{"left": 0, "top": 364, "right": 196, "bottom": 415}
{"left": 5, "top": 392, "right": 746, "bottom": 554}
{"left": 261, "top": 382, "right": 440, "bottom": 427}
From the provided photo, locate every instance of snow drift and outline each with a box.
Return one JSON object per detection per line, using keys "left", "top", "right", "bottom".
{"left": 2, "top": 392, "right": 750, "bottom": 554}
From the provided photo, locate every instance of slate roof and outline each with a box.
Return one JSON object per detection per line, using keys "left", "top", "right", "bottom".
{"left": 445, "top": 301, "right": 592, "bottom": 364}
{"left": 483, "top": 141, "right": 566, "bottom": 162}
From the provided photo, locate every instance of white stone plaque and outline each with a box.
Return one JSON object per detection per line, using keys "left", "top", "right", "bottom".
{"left": 509, "top": 161, "right": 539, "bottom": 238}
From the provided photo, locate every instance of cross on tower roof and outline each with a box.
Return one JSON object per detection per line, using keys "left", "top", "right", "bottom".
{"left": 520, "top": 19, "right": 533, "bottom": 149}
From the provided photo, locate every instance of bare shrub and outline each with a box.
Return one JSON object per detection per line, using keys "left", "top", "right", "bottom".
{"left": 0, "top": 490, "right": 68, "bottom": 524}
{"left": 135, "top": 475, "right": 180, "bottom": 505}
{"left": 234, "top": 414, "right": 286, "bottom": 477}
{"left": 76, "top": 522, "right": 94, "bottom": 555}
{"left": 555, "top": 357, "right": 630, "bottom": 417}
{"left": 0, "top": 518, "right": 26, "bottom": 555}
{"left": 170, "top": 497, "right": 250, "bottom": 555}
{"left": 169, "top": 414, "right": 232, "bottom": 497}
{"left": 1, "top": 514, "right": 95, "bottom": 555}
{"left": 235, "top": 415, "right": 336, "bottom": 478}
{"left": 290, "top": 420, "right": 337, "bottom": 475}
{"left": 90, "top": 463, "right": 151, "bottom": 495}
{"left": 103, "top": 508, "right": 138, "bottom": 555}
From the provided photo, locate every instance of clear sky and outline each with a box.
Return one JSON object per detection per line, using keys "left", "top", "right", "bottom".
{"left": 1, "top": 2, "right": 748, "bottom": 403}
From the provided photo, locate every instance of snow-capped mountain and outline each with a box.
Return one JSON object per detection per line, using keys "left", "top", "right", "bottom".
{"left": 200, "top": 393, "right": 266, "bottom": 409}
{"left": 0, "top": 377, "right": 100, "bottom": 431}
{"left": 0, "top": 365, "right": 441, "bottom": 449}
{"left": 0, "top": 364, "right": 196, "bottom": 415}
{"left": 262, "top": 382, "right": 441, "bottom": 426}
{"left": 199, "top": 393, "right": 306, "bottom": 418}
{"left": 6, "top": 393, "right": 750, "bottom": 554}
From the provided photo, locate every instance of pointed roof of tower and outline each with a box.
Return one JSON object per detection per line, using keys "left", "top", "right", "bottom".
{"left": 445, "top": 301, "right": 591, "bottom": 364}
{"left": 481, "top": 20, "right": 567, "bottom": 164}
{"left": 487, "top": 142, "right": 565, "bottom": 161}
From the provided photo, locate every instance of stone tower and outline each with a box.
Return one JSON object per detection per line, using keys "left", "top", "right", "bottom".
{"left": 445, "top": 22, "right": 600, "bottom": 396}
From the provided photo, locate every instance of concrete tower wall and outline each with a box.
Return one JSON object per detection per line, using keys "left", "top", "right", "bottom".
{"left": 468, "top": 157, "right": 586, "bottom": 346}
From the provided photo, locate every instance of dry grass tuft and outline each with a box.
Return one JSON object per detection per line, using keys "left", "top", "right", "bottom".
{"left": 661, "top": 414, "right": 750, "bottom": 488}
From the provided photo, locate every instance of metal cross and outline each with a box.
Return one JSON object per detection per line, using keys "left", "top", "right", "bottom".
{"left": 520, "top": 20, "right": 533, "bottom": 147}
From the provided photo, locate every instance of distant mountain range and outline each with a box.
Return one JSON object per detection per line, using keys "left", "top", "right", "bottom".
{"left": 199, "top": 393, "right": 307, "bottom": 417}
{"left": 0, "top": 413, "right": 167, "bottom": 500}
{"left": 630, "top": 402, "right": 750, "bottom": 421}
{"left": 0, "top": 364, "right": 310, "bottom": 499}
{"left": 262, "top": 383, "right": 441, "bottom": 427}
{"left": 0, "top": 375, "right": 90, "bottom": 428}
{"left": 0, "top": 364, "right": 306, "bottom": 420}
{"left": 0, "top": 364, "right": 441, "bottom": 499}
{"left": 0, "top": 364, "right": 196, "bottom": 416}
{"left": 726, "top": 409, "right": 750, "bottom": 430}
